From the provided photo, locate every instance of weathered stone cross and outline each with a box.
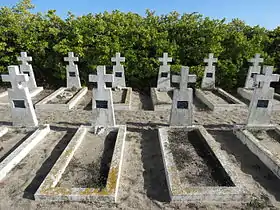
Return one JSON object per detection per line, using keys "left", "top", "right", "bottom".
{"left": 159, "top": 53, "right": 172, "bottom": 66}
{"left": 89, "top": 66, "right": 113, "bottom": 90}
{"left": 172, "top": 66, "right": 197, "bottom": 90}
{"left": 254, "top": 66, "right": 279, "bottom": 90}
{"left": 204, "top": 53, "right": 217, "bottom": 67}
{"left": 111, "top": 52, "right": 125, "bottom": 66}
{"left": 249, "top": 53, "right": 263, "bottom": 67}
{"left": 17, "top": 52, "right": 32, "bottom": 66}
{"left": 1, "top": 65, "right": 29, "bottom": 89}
{"left": 64, "top": 52, "right": 79, "bottom": 66}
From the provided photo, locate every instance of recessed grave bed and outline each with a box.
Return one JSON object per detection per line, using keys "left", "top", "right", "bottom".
{"left": 234, "top": 125, "right": 280, "bottom": 180}
{"left": 195, "top": 88, "right": 246, "bottom": 111}
{"left": 0, "top": 125, "right": 50, "bottom": 181}
{"left": 150, "top": 88, "right": 173, "bottom": 111}
{"left": 158, "top": 125, "right": 249, "bottom": 203}
{"left": 112, "top": 87, "right": 132, "bottom": 110}
{"left": 237, "top": 88, "right": 280, "bottom": 110}
{"left": 35, "top": 87, "right": 88, "bottom": 111}
{"left": 35, "top": 125, "right": 126, "bottom": 203}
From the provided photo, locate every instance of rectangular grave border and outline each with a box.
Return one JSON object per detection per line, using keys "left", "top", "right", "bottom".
{"left": 196, "top": 88, "right": 246, "bottom": 111}
{"left": 233, "top": 124, "right": 280, "bottom": 180}
{"left": 158, "top": 125, "right": 249, "bottom": 203}
{"left": 150, "top": 87, "right": 174, "bottom": 111}
{"left": 0, "top": 124, "right": 50, "bottom": 181}
{"left": 113, "top": 87, "right": 132, "bottom": 111}
{"left": 35, "top": 125, "right": 126, "bottom": 203}
{"left": 35, "top": 87, "right": 88, "bottom": 111}
{"left": 237, "top": 87, "right": 280, "bottom": 110}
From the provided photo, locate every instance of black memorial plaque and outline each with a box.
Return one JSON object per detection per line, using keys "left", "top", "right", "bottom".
{"left": 13, "top": 100, "right": 26, "bottom": 108}
{"left": 251, "top": 73, "right": 257, "bottom": 78}
{"left": 23, "top": 71, "right": 30, "bottom": 77}
{"left": 257, "top": 100, "right": 269, "bottom": 108}
{"left": 115, "top": 72, "right": 122, "bottom": 77}
{"left": 206, "top": 73, "right": 213, "bottom": 78}
{"left": 96, "top": 100, "right": 108, "bottom": 109}
{"left": 161, "top": 72, "right": 168, "bottom": 78}
{"left": 177, "top": 101, "right": 188, "bottom": 109}
{"left": 69, "top": 72, "right": 76, "bottom": 77}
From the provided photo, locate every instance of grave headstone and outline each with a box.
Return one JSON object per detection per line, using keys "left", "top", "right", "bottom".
{"left": 64, "top": 52, "right": 82, "bottom": 89}
{"left": 1, "top": 65, "right": 38, "bottom": 126}
{"left": 17, "top": 52, "right": 39, "bottom": 91}
{"left": 247, "top": 66, "right": 279, "bottom": 126}
{"left": 244, "top": 53, "right": 264, "bottom": 89}
{"left": 157, "top": 53, "right": 172, "bottom": 91}
{"left": 111, "top": 52, "right": 126, "bottom": 88}
{"left": 89, "top": 66, "right": 115, "bottom": 127}
{"left": 170, "top": 66, "right": 197, "bottom": 126}
{"left": 201, "top": 53, "right": 218, "bottom": 89}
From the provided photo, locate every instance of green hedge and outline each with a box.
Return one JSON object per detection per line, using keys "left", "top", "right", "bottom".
{"left": 0, "top": 0, "right": 280, "bottom": 92}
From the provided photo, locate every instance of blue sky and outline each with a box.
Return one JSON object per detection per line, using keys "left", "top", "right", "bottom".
{"left": 1, "top": 0, "right": 279, "bottom": 29}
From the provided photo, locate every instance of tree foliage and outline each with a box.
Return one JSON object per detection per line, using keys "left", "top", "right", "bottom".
{"left": 0, "top": 0, "right": 279, "bottom": 91}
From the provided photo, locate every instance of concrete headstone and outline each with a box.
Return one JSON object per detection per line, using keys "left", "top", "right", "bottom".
{"left": 1, "top": 65, "right": 38, "bottom": 126}
{"left": 64, "top": 52, "right": 82, "bottom": 89}
{"left": 170, "top": 66, "right": 197, "bottom": 126}
{"left": 111, "top": 52, "right": 126, "bottom": 88}
{"left": 247, "top": 66, "right": 279, "bottom": 127}
{"left": 244, "top": 53, "right": 264, "bottom": 89}
{"left": 17, "top": 52, "right": 38, "bottom": 91}
{"left": 89, "top": 66, "right": 115, "bottom": 127}
{"left": 157, "top": 53, "right": 172, "bottom": 91}
{"left": 201, "top": 53, "right": 218, "bottom": 89}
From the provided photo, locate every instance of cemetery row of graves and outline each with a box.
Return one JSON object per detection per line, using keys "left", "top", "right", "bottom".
{"left": 1, "top": 50, "right": 280, "bottom": 206}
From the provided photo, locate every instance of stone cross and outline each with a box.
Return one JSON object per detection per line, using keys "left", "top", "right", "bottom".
{"left": 64, "top": 52, "right": 81, "bottom": 89}
{"left": 17, "top": 52, "right": 38, "bottom": 90}
{"left": 89, "top": 66, "right": 115, "bottom": 127}
{"left": 201, "top": 53, "right": 218, "bottom": 89}
{"left": 170, "top": 66, "right": 196, "bottom": 126}
{"left": 244, "top": 53, "right": 264, "bottom": 89}
{"left": 172, "top": 66, "right": 197, "bottom": 90}
{"left": 157, "top": 53, "right": 172, "bottom": 90}
{"left": 1, "top": 65, "right": 38, "bottom": 126}
{"left": 247, "top": 66, "right": 279, "bottom": 127}
{"left": 111, "top": 52, "right": 126, "bottom": 87}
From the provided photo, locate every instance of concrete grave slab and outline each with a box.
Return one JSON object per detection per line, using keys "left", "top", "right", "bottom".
{"left": 234, "top": 124, "right": 280, "bottom": 180}
{"left": 111, "top": 52, "right": 126, "bottom": 88}
{"left": 158, "top": 125, "right": 249, "bottom": 203}
{"left": 35, "top": 87, "right": 88, "bottom": 111}
{"left": 64, "top": 52, "right": 82, "bottom": 89}
{"left": 0, "top": 124, "right": 50, "bottom": 181}
{"left": 1, "top": 66, "right": 38, "bottom": 126}
{"left": 150, "top": 87, "right": 173, "bottom": 111}
{"left": 34, "top": 125, "right": 126, "bottom": 203}
{"left": 112, "top": 87, "right": 132, "bottom": 110}
{"left": 17, "top": 52, "right": 43, "bottom": 97}
{"left": 89, "top": 66, "right": 115, "bottom": 126}
{"left": 196, "top": 88, "right": 247, "bottom": 111}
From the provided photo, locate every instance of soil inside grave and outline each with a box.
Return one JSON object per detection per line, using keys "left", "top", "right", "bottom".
{"left": 48, "top": 88, "right": 80, "bottom": 104}
{"left": 203, "top": 89, "right": 235, "bottom": 104}
{"left": 58, "top": 128, "right": 118, "bottom": 189}
{"left": 0, "top": 128, "right": 34, "bottom": 162}
{"left": 168, "top": 128, "right": 234, "bottom": 187}
{"left": 112, "top": 88, "right": 127, "bottom": 104}
{"left": 249, "top": 129, "right": 280, "bottom": 158}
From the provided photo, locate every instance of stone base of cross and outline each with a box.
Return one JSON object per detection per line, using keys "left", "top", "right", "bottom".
{"left": 1, "top": 65, "right": 38, "bottom": 126}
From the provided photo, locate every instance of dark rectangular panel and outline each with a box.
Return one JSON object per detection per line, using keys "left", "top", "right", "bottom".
{"left": 251, "top": 73, "right": 257, "bottom": 78}
{"left": 13, "top": 100, "right": 25, "bottom": 108}
{"left": 23, "top": 71, "right": 30, "bottom": 77}
{"left": 177, "top": 101, "right": 188, "bottom": 109}
{"left": 115, "top": 72, "right": 122, "bottom": 77}
{"left": 206, "top": 73, "right": 213, "bottom": 78}
{"left": 96, "top": 100, "right": 108, "bottom": 109}
{"left": 69, "top": 72, "right": 76, "bottom": 77}
{"left": 257, "top": 100, "right": 269, "bottom": 108}
{"left": 161, "top": 72, "right": 168, "bottom": 78}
